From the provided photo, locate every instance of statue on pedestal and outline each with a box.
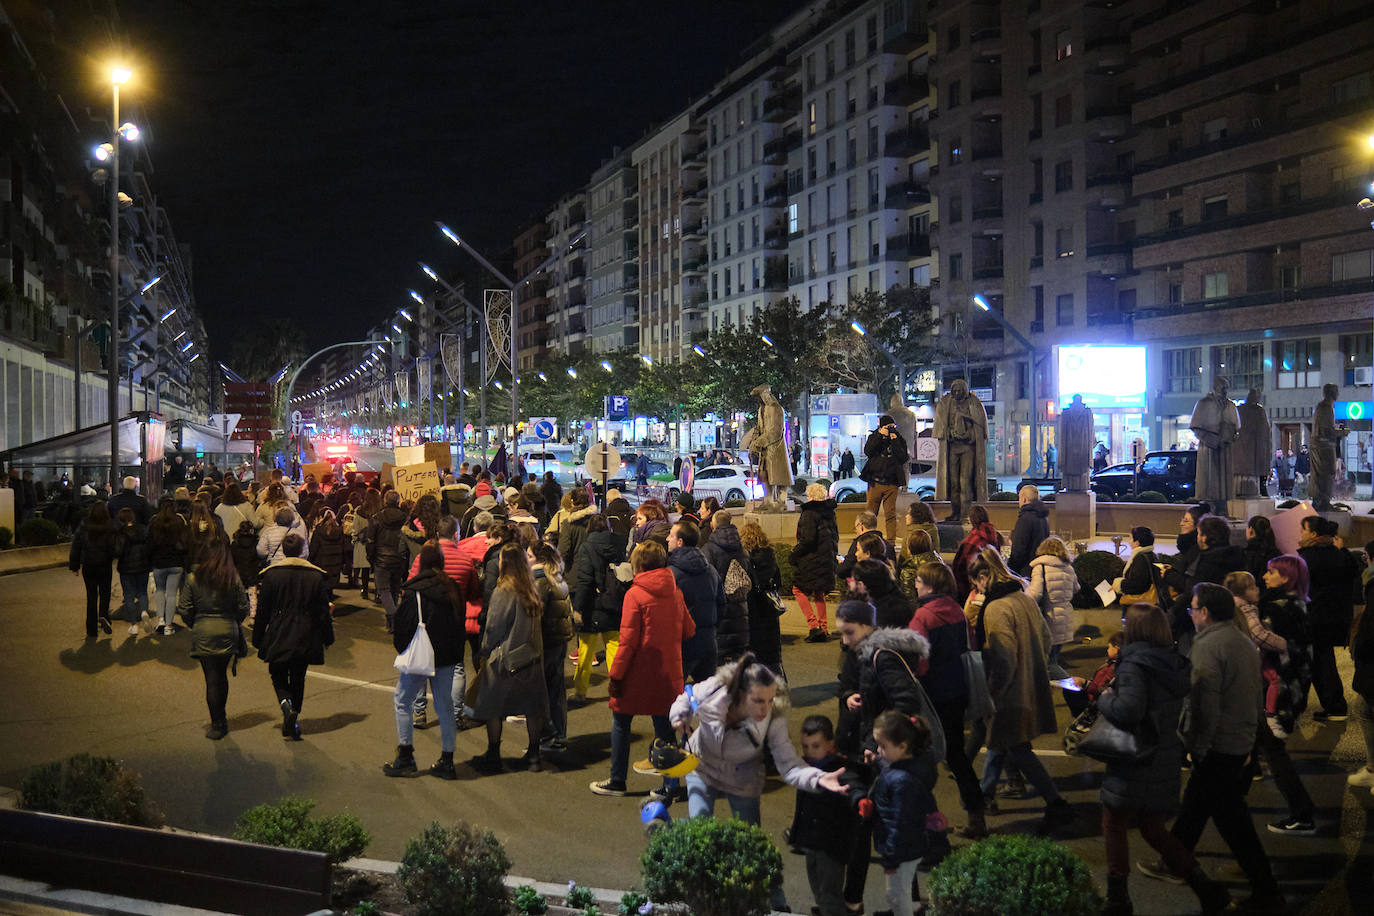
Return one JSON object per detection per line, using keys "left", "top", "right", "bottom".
{"left": 1190, "top": 376, "right": 1240, "bottom": 504}
{"left": 1058, "top": 394, "right": 1094, "bottom": 492}
{"left": 743, "top": 383, "right": 793, "bottom": 512}
{"left": 887, "top": 392, "right": 918, "bottom": 486}
{"left": 1233, "top": 388, "right": 1272, "bottom": 498}
{"left": 1310, "top": 383, "right": 1348, "bottom": 511}
{"left": 933, "top": 379, "right": 988, "bottom": 521}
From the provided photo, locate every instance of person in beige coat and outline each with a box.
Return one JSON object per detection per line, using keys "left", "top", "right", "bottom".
{"left": 969, "top": 547, "right": 1074, "bottom": 834}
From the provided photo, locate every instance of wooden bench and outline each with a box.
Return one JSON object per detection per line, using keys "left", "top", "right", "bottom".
{"left": 0, "top": 808, "right": 332, "bottom": 915}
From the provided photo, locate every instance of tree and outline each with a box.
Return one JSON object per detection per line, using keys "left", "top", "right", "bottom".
{"left": 811, "top": 286, "right": 943, "bottom": 403}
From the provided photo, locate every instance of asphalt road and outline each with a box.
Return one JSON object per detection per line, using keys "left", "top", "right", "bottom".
{"left": 2, "top": 566, "right": 1371, "bottom": 914}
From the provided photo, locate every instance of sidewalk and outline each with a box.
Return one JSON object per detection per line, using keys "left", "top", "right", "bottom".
{"left": 0, "top": 544, "right": 69, "bottom": 578}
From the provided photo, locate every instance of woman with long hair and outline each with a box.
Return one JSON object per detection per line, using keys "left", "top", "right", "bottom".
{"left": 471, "top": 543, "right": 548, "bottom": 772}
{"left": 178, "top": 538, "right": 250, "bottom": 739}
{"left": 1025, "top": 536, "right": 1080, "bottom": 667}
{"left": 738, "top": 521, "right": 783, "bottom": 673}
{"left": 70, "top": 502, "right": 117, "bottom": 637}
{"left": 309, "top": 508, "right": 348, "bottom": 595}
{"left": 951, "top": 504, "right": 1001, "bottom": 604}
{"left": 1245, "top": 515, "right": 1281, "bottom": 584}
{"left": 348, "top": 489, "right": 382, "bottom": 599}
{"left": 187, "top": 499, "right": 220, "bottom": 566}
{"left": 147, "top": 497, "right": 189, "bottom": 636}
{"left": 214, "top": 481, "right": 256, "bottom": 535}
{"left": 533, "top": 542, "right": 575, "bottom": 751}
{"left": 383, "top": 544, "right": 468, "bottom": 779}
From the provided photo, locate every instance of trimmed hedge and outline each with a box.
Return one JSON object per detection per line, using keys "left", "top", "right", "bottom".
{"left": 928, "top": 835, "right": 1101, "bottom": 916}
{"left": 19, "top": 754, "right": 163, "bottom": 827}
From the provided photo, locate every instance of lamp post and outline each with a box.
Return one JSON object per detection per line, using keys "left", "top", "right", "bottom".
{"left": 973, "top": 294, "right": 1044, "bottom": 476}
{"left": 104, "top": 65, "right": 133, "bottom": 491}
{"left": 418, "top": 264, "right": 491, "bottom": 465}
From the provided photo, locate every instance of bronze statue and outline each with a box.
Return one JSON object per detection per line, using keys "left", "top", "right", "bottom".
{"left": 1190, "top": 376, "right": 1240, "bottom": 503}
{"left": 1310, "top": 383, "right": 1348, "bottom": 510}
{"left": 933, "top": 379, "right": 988, "bottom": 521}
{"left": 1058, "top": 394, "right": 1094, "bottom": 493}
{"left": 743, "top": 383, "right": 793, "bottom": 511}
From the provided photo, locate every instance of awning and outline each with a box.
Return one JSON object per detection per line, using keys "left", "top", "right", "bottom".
{"left": 170, "top": 417, "right": 254, "bottom": 455}
{"left": 1, "top": 413, "right": 164, "bottom": 470}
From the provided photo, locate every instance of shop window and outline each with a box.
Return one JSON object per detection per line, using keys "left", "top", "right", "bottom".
{"left": 1275, "top": 338, "right": 1321, "bottom": 389}
{"left": 1341, "top": 333, "right": 1373, "bottom": 385}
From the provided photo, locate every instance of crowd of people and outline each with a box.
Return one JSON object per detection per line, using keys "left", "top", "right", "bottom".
{"left": 56, "top": 449, "right": 1374, "bottom": 916}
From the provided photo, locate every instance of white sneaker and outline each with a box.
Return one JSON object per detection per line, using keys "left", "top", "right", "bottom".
{"left": 127, "top": 624, "right": 140, "bottom": 636}
{"left": 1348, "top": 767, "right": 1374, "bottom": 788}
{"left": 1266, "top": 715, "right": 1289, "bottom": 740}
{"left": 161, "top": 625, "right": 176, "bottom": 636}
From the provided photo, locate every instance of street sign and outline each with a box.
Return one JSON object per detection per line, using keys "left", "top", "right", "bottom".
{"left": 605, "top": 395, "right": 629, "bottom": 420}
{"left": 582, "top": 441, "right": 621, "bottom": 484}
{"left": 290, "top": 410, "right": 303, "bottom": 437}
{"left": 533, "top": 419, "right": 555, "bottom": 440}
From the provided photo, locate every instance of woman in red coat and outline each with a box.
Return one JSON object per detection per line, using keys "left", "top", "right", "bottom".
{"left": 590, "top": 539, "right": 696, "bottom": 797}
{"left": 952, "top": 504, "right": 1003, "bottom": 604}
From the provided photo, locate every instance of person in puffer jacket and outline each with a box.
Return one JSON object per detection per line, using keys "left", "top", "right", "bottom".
{"left": 114, "top": 507, "right": 153, "bottom": 635}
{"left": 700, "top": 513, "right": 752, "bottom": 662}
{"left": 669, "top": 654, "right": 849, "bottom": 913}
{"left": 1025, "top": 537, "right": 1079, "bottom": 666}
{"left": 570, "top": 514, "right": 629, "bottom": 704}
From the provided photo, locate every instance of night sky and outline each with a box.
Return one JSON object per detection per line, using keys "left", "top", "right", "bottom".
{"left": 115, "top": 0, "right": 802, "bottom": 358}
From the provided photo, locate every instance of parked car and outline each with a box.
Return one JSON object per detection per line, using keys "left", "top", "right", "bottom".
{"left": 522, "top": 450, "right": 563, "bottom": 480}
{"left": 1090, "top": 450, "right": 1197, "bottom": 501}
{"left": 691, "top": 464, "right": 765, "bottom": 502}
{"left": 604, "top": 457, "right": 670, "bottom": 492}
{"left": 829, "top": 477, "right": 938, "bottom": 503}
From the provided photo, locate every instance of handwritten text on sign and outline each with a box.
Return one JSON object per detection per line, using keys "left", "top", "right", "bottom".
{"left": 393, "top": 462, "right": 441, "bottom": 503}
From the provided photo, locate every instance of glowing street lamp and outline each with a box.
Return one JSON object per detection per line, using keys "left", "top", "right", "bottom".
{"left": 601, "top": 360, "right": 613, "bottom": 373}
{"left": 567, "top": 367, "right": 579, "bottom": 379}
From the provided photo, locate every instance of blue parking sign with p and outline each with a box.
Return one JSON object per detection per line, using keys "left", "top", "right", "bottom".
{"left": 534, "top": 420, "right": 555, "bottom": 440}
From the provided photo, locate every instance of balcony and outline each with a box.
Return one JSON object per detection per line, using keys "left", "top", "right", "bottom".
{"left": 972, "top": 206, "right": 1004, "bottom": 221}
{"left": 884, "top": 73, "right": 930, "bottom": 106}
{"left": 1085, "top": 242, "right": 1131, "bottom": 276}
{"left": 762, "top": 89, "right": 799, "bottom": 121}
{"left": 684, "top": 291, "right": 708, "bottom": 313}
{"left": 884, "top": 180, "right": 932, "bottom": 208}
{"left": 972, "top": 263, "right": 1005, "bottom": 280}
{"left": 884, "top": 123, "right": 931, "bottom": 157}
{"left": 764, "top": 224, "right": 787, "bottom": 248}
{"left": 1133, "top": 277, "right": 1374, "bottom": 321}
{"left": 682, "top": 183, "right": 706, "bottom": 203}
{"left": 763, "top": 136, "right": 790, "bottom": 164}
{"left": 682, "top": 258, "right": 707, "bottom": 276}
{"left": 885, "top": 232, "right": 932, "bottom": 259}
{"left": 681, "top": 221, "right": 706, "bottom": 240}
{"left": 682, "top": 147, "right": 707, "bottom": 169}
{"left": 764, "top": 179, "right": 788, "bottom": 204}
{"left": 883, "top": 19, "right": 926, "bottom": 53}
{"left": 1029, "top": 256, "right": 1044, "bottom": 269}
{"left": 970, "top": 27, "right": 1003, "bottom": 50}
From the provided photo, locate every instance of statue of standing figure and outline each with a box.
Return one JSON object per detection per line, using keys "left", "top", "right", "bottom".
{"left": 1190, "top": 376, "right": 1240, "bottom": 504}
{"left": 1310, "top": 383, "right": 1348, "bottom": 511}
{"left": 1058, "top": 394, "right": 1094, "bottom": 492}
{"left": 887, "top": 392, "right": 918, "bottom": 487}
{"left": 743, "top": 383, "right": 793, "bottom": 511}
{"left": 933, "top": 380, "right": 988, "bottom": 521}
{"left": 1233, "top": 388, "right": 1272, "bottom": 498}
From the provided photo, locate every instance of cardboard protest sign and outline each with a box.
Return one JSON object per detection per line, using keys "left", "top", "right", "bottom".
{"left": 395, "top": 442, "right": 452, "bottom": 472}
{"left": 300, "top": 461, "right": 332, "bottom": 483}
{"left": 393, "top": 462, "right": 441, "bottom": 503}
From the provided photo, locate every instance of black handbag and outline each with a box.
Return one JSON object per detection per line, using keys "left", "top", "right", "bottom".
{"left": 1063, "top": 703, "right": 1157, "bottom": 764}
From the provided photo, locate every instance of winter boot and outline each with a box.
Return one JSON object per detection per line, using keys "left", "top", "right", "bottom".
{"left": 521, "top": 748, "right": 543, "bottom": 773}
{"left": 1102, "top": 874, "right": 1133, "bottom": 916}
{"left": 279, "top": 697, "right": 297, "bottom": 738}
{"left": 206, "top": 720, "right": 228, "bottom": 740}
{"left": 383, "top": 744, "right": 418, "bottom": 777}
{"left": 429, "top": 751, "right": 458, "bottom": 780}
{"left": 1184, "top": 866, "right": 1231, "bottom": 915}
{"left": 958, "top": 809, "right": 989, "bottom": 839}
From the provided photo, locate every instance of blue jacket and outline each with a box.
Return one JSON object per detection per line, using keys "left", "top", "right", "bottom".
{"left": 870, "top": 756, "right": 934, "bottom": 868}
{"left": 670, "top": 545, "right": 722, "bottom": 662}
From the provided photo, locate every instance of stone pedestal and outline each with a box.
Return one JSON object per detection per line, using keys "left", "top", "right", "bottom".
{"left": 1227, "top": 498, "right": 1276, "bottom": 522}
{"left": 1055, "top": 491, "right": 1097, "bottom": 540}
{"left": 1315, "top": 509, "right": 1354, "bottom": 539}
{"left": 935, "top": 521, "right": 967, "bottom": 552}
{"left": 741, "top": 510, "right": 798, "bottom": 542}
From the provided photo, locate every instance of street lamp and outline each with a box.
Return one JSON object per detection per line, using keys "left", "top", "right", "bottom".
{"left": 105, "top": 64, "right": 136, "bottom": 491}
{"left": 601, "top": 360, "right": 613, "bottom": 373}
{"left": 972, "top": 294, "right": 1044, "bottom": 475}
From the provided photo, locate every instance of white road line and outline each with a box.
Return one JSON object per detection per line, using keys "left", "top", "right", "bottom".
{"left": 307, "top": 670, "right": 397, "bottom": 694}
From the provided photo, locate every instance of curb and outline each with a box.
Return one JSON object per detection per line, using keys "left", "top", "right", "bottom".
{"left": 0, "top": 543, "right": 70, "bottom": 577}
{"left": 0, "top": 874, "right": 228, "bottom": 915}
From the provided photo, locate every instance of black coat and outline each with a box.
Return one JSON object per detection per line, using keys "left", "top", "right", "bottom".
{"left": 746, "top": 545, "right": 783, "bottom": 668}
{"left": 670, "top": 545, "right": 723, "bottom": 666}
{"left": 1355, "top": 574, "right": 1374, "bottom": 699}
{"left": 1096, "top": 642, "right": 1191, "bottom": 813}
{"left": 791, "top": 499, "right": 839, "bottom": 596}
{"left": 114, "top": 522, "right": 152, "bottom": 576}
{"left": 702, "top": 524, "right": 751, "bottom": 659}
{"left": 854, "top": 626, "right": 932, "bottom": 755}
{"left": 366, "top": 506, "right": 409, "bottom": 569}
{"left": 107, "top": 489, "right": 152, "bottom": 525}
{"left": 870, "top": 756, "right": 934, "bottom": 868}
{"left": 1243, "top": 537, "right": 1280, "bottom": 584}
{"left": 571, "top": 528, "right": 629, "bottom": 632}
{"left": 231, "top": 531, "right": 261, "bottom": 587}
{"left": 147, "top": 514, "right": 188, "bottom": 569}
{"left": 309, "top": 527, "right": 349, "bottom": 580}
{"left": 392, "top": 568, "right": 467, "bottom": 668}
{"left": 69, "top": 523, "right": 116, "bottom": 571}
{"left": 1007, "top": 501, "right": 1050, "bottom": 576}
{"left": 1298, "top": 541, "right": 1361, "bottom": 645}
{"left": 866, "top": 575, "right": 914, "bottom": 629}
{"left": 253, "top": 558, "right": 334, "bottom": 665}
{"left": 788, "top": 752, "right": 860, "bottom": 857}
{"left": 861, "top": 429, "right": 908, "bottom": 486}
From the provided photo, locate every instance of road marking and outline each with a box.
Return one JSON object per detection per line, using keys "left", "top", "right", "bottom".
{"left": 307, "top": 670, "right": 397, "bottom": 694}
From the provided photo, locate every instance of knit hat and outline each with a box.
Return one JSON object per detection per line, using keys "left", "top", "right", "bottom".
{"left": 879, "top": 414, "right": 895, "bottom": 427}
{"left": 805, "top": 482, "right": 828, "bottom": 501}
{"left": 676, "top": 491, "right": 695, "bottom": 511}
{"left": 474, "top": 494, "right": 497, "bottom": 510}
{"left": 836, "top": 598, "right": 876, "bottom": 627}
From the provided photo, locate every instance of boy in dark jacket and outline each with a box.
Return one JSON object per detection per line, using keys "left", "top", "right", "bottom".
{"left": 791, "top": 715, "right": 864, "bottom": 916}
{"left": 114, "top": 507, "right": 153, "bottom": 636}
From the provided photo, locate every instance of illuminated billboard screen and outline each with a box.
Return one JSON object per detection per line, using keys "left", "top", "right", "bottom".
{"left": 1057, "top": 345, "right": 1147, "bottom": 409}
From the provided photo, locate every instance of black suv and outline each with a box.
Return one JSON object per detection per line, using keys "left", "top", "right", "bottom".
{"left": 1090, "top": 450, "right": 1197, "bottom": 502}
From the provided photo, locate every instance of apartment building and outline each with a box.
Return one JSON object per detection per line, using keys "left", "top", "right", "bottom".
{"left": 543, "top": 192, "right": 589, "bottom": 357}
{"left": 633, "top": 111, "right": 709, "bottom": 364}
{"left": 513, "top": 220, "right": 552, "bottom": 371}
{"left": 586, "top": 151, "right": 641, "bottom": 354}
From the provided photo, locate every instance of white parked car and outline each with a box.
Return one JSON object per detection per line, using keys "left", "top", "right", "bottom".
{"left": 691, "top": 465, "right": 765, "bottom": 502}
{"left": 522, "top": 451, "right": 563, "bottom": 480}
{"left": 828, "top": 476, "right": 937, "bottom": 503}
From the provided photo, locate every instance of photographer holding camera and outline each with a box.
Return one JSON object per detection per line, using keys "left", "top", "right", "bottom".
{"left": 860, "top": 414, "right": 909, "bottom": 541}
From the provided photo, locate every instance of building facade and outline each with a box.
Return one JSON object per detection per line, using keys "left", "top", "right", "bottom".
{"left": 586, "top": 151, "right": 640, "bottom": 354}
{"left": 543, "top": 192, "right": 589, "bottom": 357}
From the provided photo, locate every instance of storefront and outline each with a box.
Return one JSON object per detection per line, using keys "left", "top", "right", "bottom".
{"left": 807, "top": 393, "right": 881, "bottom": 478}
{"left": 1057, "top": 345, "right": 1149, "bottom": 466}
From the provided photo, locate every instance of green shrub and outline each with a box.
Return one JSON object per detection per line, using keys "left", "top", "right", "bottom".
{"left": 513, "top": 885, "right": 548, "bottom": 916}
{"left": 928, "top": 835, "right": 1101, "bottom": 916}
{"left": 988, "top": 491, "right": 1018, "bottom": 501}
{"left": 0, "top": 525, "right": 12, "bottom": 548}
{"left": 1135, "top": 490, "right": 1167, "bottom": 503}
{"left": 641, "top": 817, "right": 782, "bottom": 916}
{"left": 724, "top": 498, "right": 746, "bottom": 508}
{"left": 839, "top": 490, "right": 865, "bottom": 503}
{"left": 353, "top": 903, "right": 380, "bottom": 916}
{"left": 771, "top": 542, "right": 794, "bottom": 595}
{"left": 398, "top": 821, "right": 511, "bottom": 916}
{"left": 233, "top": 796, "right": 370, "bottom": 863}
{"left": 650, "top": 473, "right": 676, "bottom": 482}
{"left": 1070, "top": 550, "right": 1126, "bottom": 608}
{"left": 19, "top": 754, "right": 163, "bottom": 827}
{"left": 566, "top": 883, "right": 598, "bottom": 911}
{"left": 618, "top": 890, "right": 650, "bottom": 916}
{"left": 16, "top": 517, "right": 60, "bottom": 546}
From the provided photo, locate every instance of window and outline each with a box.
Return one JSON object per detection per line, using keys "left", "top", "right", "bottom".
{"left": 844, "top": 29, "right": 855, "bottom": 67}
{"left": 1203, "top": 272, "right": 1229, "bottom": 299}
{"left": 866, "top": 15, "right": 878, "bottom": 53}
{"left": 1332, "top": 163, "right": 1366, "bottom": 191}
{"left": 1168, "top": 280, "right": 1183, "bottom": 303}
{"left": 1202, "top": 195, "right": 1228, "bottom": 221}
{"left": 1054, "top": 94, "right": 1071, "bottom": 127}
{"left": 808, "top": 147, "right": 818, "bottom": 182}
{"left": 1211, "top": 343, "right": 1264, "bottom": 392}
{"left": 1031, "top": 158, "right": 1043, "bottom": 197}
{"left": 1279, "top": 264, "right": 1300, "bottom": 289}
{"left": 1202, "top": 117, "right": 1228, "bottom": 142}
{"left": 805, "top": 54, "right": 816, "bottom": 90}
{"left": 1056, "top": 293, "right": 1074, "bottom": 326}
{"left": 1055, "top": 29, "right": 1072, "bottom": 60}
{"left": 910, "top": 264, "right": 931, "bottom": 286}
{"left": 1030, "top": 93, "right": 1042, "bottom": 134}
{"left": 1165, "top": 347, "right": 1202, "bottom": 393}
{"left": 868, "top": 169, "right": 880, "bottom": 206}
{"left": 846, "top": 126, "right": 857, "bottom": 167}
{"left": 826, "top": 136, "right": 836, "bottom": 173}
{"left": 787, "top": 203, "right": 799, "bottom": 234}
{"left": 827, "top": 232, "right": 837, "bottom": 270}
{"left": 868, "top": 118, "right": 879, "bottom": 157}
{"left": 1031, "top": 286, "right": 1044, "bottom": 324}
{"left": 1341, "top": 333, "right": 1372, "bottom": 385}
{"left": 808, "top": 239, "right": 818, "bottom": 274}
{"left": 808, "top": 100, "right": 818, "bottom": 136}
{"left": 948, "top": 194, "right": 963, "bottom": 223}
{"left": 1054, "top": 159, "right": 1073, "bottom": 192}
{"left": 949, "top": 138, "right": 963, "bottom": 165}
{"left": 1275, "top": 338, "right": 1321, "bottom": 388}
{"left": 846, "top": 78, "right": 857, "bottom": 116}
{"left": 1031, "top": 222, "right": 1044, "bottom": 258}
{"left": 949, "top": 253, "right": 963, "bottom": 279}
{"left": 947, "top": 26, "right": 961, "bottom": 51}
{"left": 1055, "top": 226, "right": 1073, "bottom": 257}
{"left": 1330, "top": 71, "right": 1373, "bottom": 105}
{"left": 1332, "top": 249, "right": 1374, "bottom": 281}
{"left": 1167, "top": 209, "right": 1184, "bottom": 229}
{"left": 947, "top": 80, "right": 962, "bottom": 109}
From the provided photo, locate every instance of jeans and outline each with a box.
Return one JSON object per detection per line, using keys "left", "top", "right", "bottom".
{"left": 152, "top": 567, "right": 183, "bottom": 627}
{"left": 1101, "top": 805, "right": 1197, "bottom": 879}
{"left": 375, "top": 564, "right": 404, "bottom": 620}
{"left": 1254, "top": 716, "right": 1313, "bottom": 821}
{"left": 268, "top": 660, "right": 308, "bottom": 717}
{"left": 395, "top": 665, "right": 457, "bottom": 752}
{"left": 1171, "top": 752, "right": 1280, "bottom": 894}
{"left": 573, "top": 631, "right": 619, "bottom": 697}
{"left": 883, "top": 859, "right": 921, "bottom": 916}
{"left": 686, "top": 771, "right": 789, "bottom": 912}
{"left": 120, "top": 572, "right": 150, "bottom": 621}
{"left": 979, "top": 742, "right": 1061, "bottom": 804}
{"left": 453, "top": 632, "right": 481, "bottom": 719}
{"left": 543, "top": 640, "right": 568, "bottom": 741}
{"left": 934, "top": 697, "right": 983, "bottom": 812}
{"left": 82, "top": 564, "right": 112, "bottom": 635}
{"left": 1310, "top": 638, "right": 1348, "bottom": 715}
{"left": 200, "top": 656, "right": 231, "bottom": 724}
{"left": 805, "top": 850, "right": 847, "bottom": 916}
{"left": 866, "top": 482, "right": 900, "bottom": 540}
{"left": 610, "top": 712, "right": 675, "bottom": 784}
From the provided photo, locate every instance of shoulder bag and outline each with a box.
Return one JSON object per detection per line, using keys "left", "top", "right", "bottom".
{"left": 960, "top": 621, "right": 996, "bottom": 722}
{"left": 394, "top": 592, "right": 436, "bottom": 677}
{"left": 874, "top": 648, "right": 947, "bottom": 765}
{"left": 1063, "top": 693, "right": 1157, "bottom": 763}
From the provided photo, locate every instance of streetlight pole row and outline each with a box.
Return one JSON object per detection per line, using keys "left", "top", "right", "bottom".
{"left": 285, "top": 340, "right": 389, "bottom": 469}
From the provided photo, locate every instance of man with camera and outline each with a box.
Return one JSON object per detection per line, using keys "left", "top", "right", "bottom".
{"left": 860, "top": 414, "right": 908, "bottom": 541}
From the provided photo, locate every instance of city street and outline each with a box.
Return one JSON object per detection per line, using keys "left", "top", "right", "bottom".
{"left": 1, "top": 564, "right": 1371, "bottom": 914}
